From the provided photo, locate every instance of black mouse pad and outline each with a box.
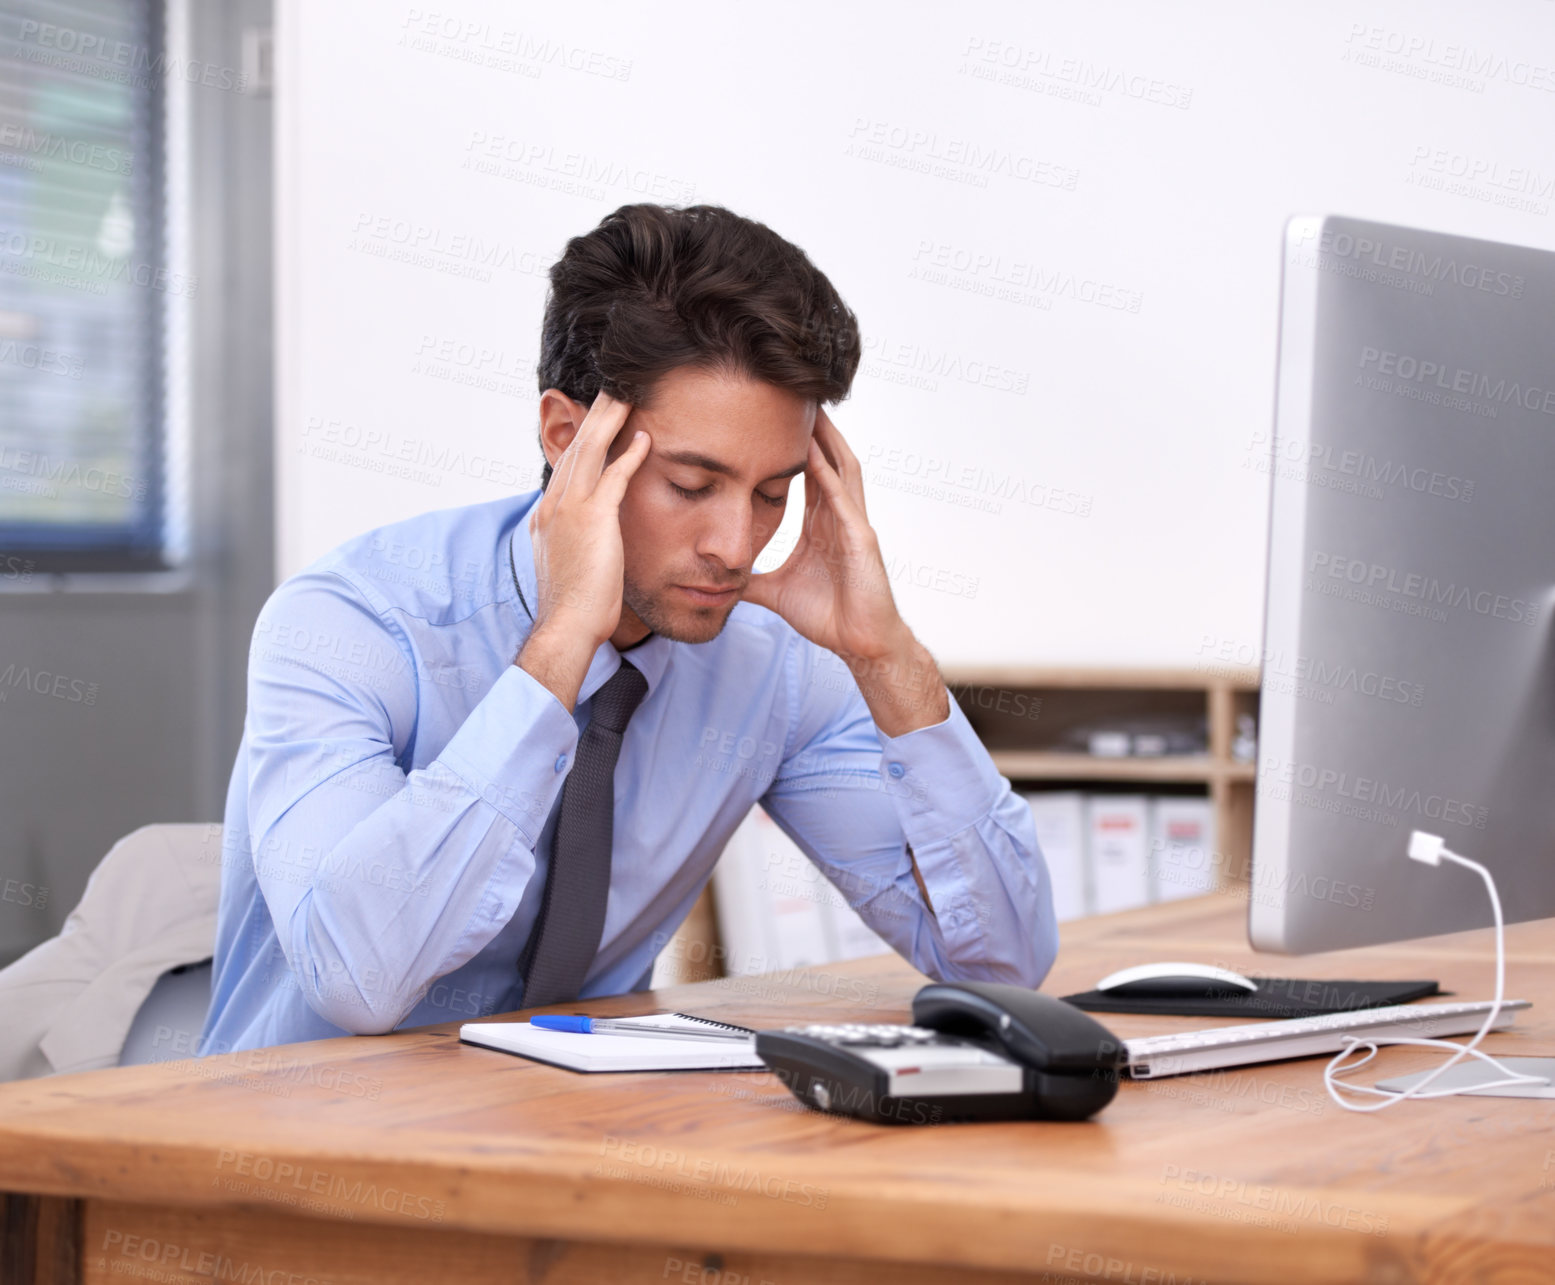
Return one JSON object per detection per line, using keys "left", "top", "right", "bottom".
{"left": 1062, "top": 978, "right": 1441, "bottom": 1019}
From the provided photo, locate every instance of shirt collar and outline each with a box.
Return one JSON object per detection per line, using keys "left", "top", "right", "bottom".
{"left": 504, "top": 493, "right": 674, "bottom": 703}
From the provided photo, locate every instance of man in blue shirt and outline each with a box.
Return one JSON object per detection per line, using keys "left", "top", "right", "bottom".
{"left": 201, "top": 203, "right": 1056, "bottom": 1055}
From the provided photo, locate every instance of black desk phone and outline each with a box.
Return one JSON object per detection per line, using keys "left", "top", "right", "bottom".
{"left": 755, "top": 981, "right": 1124, "bottom": 1124}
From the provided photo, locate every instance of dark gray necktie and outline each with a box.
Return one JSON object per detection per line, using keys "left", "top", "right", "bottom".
{"left": 519, "top": 659, "right": 649, "bottom": 1008}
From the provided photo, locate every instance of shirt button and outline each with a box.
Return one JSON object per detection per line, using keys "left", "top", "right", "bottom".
{"left": 554, "top": 755, "right": 567, "bottom": 773}
{"left": 887, "top": 762, "right": 906, "bottom": 779}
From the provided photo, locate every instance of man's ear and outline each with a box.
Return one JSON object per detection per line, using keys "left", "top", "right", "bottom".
{"left": 537, "top": 389, "right": 588, "bottom": 475}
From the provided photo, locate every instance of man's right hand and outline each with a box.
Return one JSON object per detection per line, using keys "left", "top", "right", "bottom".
{"left": 518, "top": 391, "right": 651, "bottom": 711}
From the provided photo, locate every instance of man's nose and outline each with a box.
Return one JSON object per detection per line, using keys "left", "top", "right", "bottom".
{"left": 697, "top": 497, "right": 754, "bottom": 574}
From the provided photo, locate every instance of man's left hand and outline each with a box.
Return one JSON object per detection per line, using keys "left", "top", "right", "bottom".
{"left": 745, "top": 409, "right": 950, "bottom": 737}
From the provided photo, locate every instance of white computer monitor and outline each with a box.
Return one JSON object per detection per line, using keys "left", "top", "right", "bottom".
{"left": 1250, "top": 214, "right": 1555, "bottom": 953}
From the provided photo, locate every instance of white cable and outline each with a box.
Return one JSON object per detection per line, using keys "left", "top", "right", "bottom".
{"left": 1324, "top": 830, "right": 1549, "bottom": 1112}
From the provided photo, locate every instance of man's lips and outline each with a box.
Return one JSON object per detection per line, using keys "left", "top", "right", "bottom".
{"left": 676, "top": 583, "right": 743, "bottom": 603}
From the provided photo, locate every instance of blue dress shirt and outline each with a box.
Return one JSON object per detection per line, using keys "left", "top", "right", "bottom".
{"left": 199, "top": 491, "right": 1057, "bottom": 1055}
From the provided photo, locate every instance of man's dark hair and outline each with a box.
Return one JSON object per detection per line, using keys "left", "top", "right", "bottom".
{"left": 536, "top": 203, "right": 861, "bottom": 488}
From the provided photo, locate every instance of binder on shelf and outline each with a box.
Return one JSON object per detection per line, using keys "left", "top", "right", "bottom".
{"left": 1085, "top": 795, "right": 1151, "bottom": 915}
{"left": 1024, "top": 791, "right": 1089, "bottom": 921}
{"left": 1149, "top": 797, "right": 1218, "bottom": 901}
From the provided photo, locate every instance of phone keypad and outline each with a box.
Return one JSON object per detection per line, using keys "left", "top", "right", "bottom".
{"left": 782, "top": 1023, "right": 945, "bottom": 1049}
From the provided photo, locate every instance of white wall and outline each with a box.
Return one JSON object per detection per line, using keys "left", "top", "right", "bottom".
{"left": 276, "top": 0, "right": 1554, "bottom": 666}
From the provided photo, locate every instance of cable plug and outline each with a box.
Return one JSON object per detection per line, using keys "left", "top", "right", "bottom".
{"left": 1408, "top": 830, "right": 1446, "bottom": 866}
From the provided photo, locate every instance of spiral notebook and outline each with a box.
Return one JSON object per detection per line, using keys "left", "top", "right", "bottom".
{"left": 458, "top": 1012, "right": 764, "bottom": 1073}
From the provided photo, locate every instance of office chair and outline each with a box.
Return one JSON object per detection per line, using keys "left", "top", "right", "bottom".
{"left": 0, "top": 823, "right": 224, "bottom": 1081}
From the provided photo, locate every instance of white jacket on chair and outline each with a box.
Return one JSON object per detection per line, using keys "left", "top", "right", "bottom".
{"left": 0, "top": 822, "right": 223, "bottom": 1080}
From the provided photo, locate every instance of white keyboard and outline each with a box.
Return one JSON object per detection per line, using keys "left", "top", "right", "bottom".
{"left": 1123, "top": 1000, "right": 1532, "bottom": 1079}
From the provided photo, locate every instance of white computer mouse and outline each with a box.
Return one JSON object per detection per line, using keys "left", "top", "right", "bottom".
{"left": 1094, "top": 961, "right": 1259, "bottom": 998}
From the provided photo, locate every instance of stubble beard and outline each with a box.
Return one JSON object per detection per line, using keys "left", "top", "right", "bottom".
{"left": 623, "top": 570, "right": 744, "bottom": 645}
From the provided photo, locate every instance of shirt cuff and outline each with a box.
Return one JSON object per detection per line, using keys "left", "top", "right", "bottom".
{"left": 876, "top": 693, "right": 1005, "bottom": 843}
{"left": 437, "top": 664, "right": 579, "bottom": 844}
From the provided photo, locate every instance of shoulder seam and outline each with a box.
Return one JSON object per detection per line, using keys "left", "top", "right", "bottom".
{"left": 320, "top": 562, "right": 508, "bottom": 631}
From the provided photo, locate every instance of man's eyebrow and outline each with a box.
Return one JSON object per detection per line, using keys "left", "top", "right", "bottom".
{"left": 657, "top": 448, "right": 807, "bottom": 483}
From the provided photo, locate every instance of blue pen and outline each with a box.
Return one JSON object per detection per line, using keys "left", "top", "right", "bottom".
{"left": 529, "top": 1015, "right": 750, "bottom": 1043}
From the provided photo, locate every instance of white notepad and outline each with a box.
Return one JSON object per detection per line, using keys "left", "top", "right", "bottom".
{"left": 458, "top": 1012, "right": 765, "bottom": 1073}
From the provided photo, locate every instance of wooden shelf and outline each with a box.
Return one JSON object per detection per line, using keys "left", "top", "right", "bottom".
{"left": 989, "top": 751, "right": 1257, "bottom": 783}
{"left": 945, "top": 666, "right": 1262, "bottom": 892}
{"left": 990, "top": 751, "right": 1220, "bottom": 783}
{"left": 947, "top": 664, "right": 1259, "bottom": 691}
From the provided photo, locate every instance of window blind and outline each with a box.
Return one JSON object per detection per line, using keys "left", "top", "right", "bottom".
{"left": 0, "top": 0, "right": 168, "bottom": 571}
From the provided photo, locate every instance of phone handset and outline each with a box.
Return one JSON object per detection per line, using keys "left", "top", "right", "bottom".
{"left": 912, "top": 981, "right": 1124, "bottom": 1073}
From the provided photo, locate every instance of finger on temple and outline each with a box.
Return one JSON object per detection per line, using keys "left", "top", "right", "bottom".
{"left": 571, "top": 393, "right": 631, "bottom": 469}
{"left": 597, "top": 430, "right": 651, "bottom": 504}
{"left": 551, "top": 396, "right": 627, "bottom": 498}
{"left": 816, "top": 407, "right": 857, "bottom": 466}
{"left": 802, "top": 462, "right": 822, "bottom": 514}
{"left": 813, "top": 421, "right": 844, "bottom": 472}
{"left": 807, "top": 444, "right": 867, "bottom": 534}
{"left": 807, "top": 437, "right": 845, "bottom": 490}
{"left": 812, "top": 414, "right": 867, "bottom": 518}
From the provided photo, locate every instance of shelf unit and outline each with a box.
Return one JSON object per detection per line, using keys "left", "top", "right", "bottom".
{"left": 944, "top": 666, "right": 1262, "bottom": 894}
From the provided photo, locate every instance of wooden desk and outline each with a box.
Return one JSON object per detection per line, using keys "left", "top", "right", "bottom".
{"left": 1, "top": 897, "right": 1552, "bottom": 1285}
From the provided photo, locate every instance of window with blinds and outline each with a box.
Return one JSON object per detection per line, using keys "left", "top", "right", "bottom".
{"left": 0, "top": 0, "right": 169, "bottom": 571}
